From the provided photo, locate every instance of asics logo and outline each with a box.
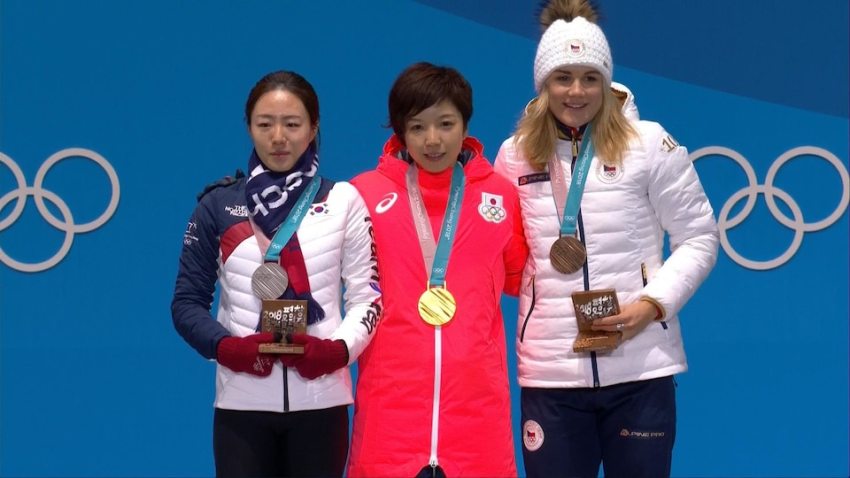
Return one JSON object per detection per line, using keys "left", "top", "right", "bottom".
{"left": 0, "top": 149, "right": 120, "bottom": 272}
{"left": 691, "top": 146, "right": 848, "bottom": 270}
{"left": 375, "top": 192, "right": 398, "bottom": 214}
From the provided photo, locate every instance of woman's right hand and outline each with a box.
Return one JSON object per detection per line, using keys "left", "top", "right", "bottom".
{"left": 215, "top": 333, "right": 276, "bottom": 376}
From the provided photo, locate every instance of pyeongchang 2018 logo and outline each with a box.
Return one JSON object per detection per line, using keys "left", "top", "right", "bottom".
{"left": 0, "top": 148, "right": 120, "bottom": 272}
{"left": 691, "top": 146, "right": 848, "bottom": 271}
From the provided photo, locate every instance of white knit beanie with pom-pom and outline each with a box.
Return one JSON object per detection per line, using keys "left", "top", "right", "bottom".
{"left": 534, "top": 15, "right": 612, "bottom": 92}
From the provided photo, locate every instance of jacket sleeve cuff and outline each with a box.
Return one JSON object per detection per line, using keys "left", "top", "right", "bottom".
{"left": 332, "top": 339, "right": 350, "bottom": 369}
{"left": 640, "top": 296, "right": 666, "bottom": 321}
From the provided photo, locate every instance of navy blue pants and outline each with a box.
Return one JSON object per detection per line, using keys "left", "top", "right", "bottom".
{"left": 521, "top": 376, "right": 676, "bottom": 478}
{"left": 213, "top": 406, "right": 348, "bottom": 478}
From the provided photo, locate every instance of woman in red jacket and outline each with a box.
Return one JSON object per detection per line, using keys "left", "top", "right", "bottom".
{"left": 347, "top": 62, "right": 528, "bottom": 478}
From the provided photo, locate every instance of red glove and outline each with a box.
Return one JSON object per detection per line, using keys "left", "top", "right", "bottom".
{"left": 216, "top": 333, "right": 276, "bottom": 377}
{"left": 279, "top": 334, "right": 349, "bottom": 380}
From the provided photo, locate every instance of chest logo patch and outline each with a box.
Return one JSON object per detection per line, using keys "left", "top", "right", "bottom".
{"left": 518, "top": 172, "right": 550, "bottom": 186}
{"left": 309, "top": 202, "right": 330, "bottom": 216}
{"left": 375, "top": 192, "right": 398, "bottom": 214}
{"left": 224, "top": 204, "right": 248, "bottom": 217}
{"left": 596, "top": 162, "right": 624, "bottom": 184}
{"left": 478, "top": 192, "right": 506, "bottom": 223}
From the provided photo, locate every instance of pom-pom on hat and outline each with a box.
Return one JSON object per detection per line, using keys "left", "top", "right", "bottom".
{"left": 533, "top": 0, "right": 612, "bottom": 92}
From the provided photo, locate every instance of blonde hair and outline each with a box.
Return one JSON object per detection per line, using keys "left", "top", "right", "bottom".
{"left": 515, "top": 85, "right": 636, "bottom": 171}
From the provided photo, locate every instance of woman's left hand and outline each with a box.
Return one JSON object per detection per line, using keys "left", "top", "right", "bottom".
{"left": 590, "top": 300, "right": 659, "bottom": 341}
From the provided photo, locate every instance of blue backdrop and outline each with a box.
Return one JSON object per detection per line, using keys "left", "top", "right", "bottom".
{"left": 1, "top": 1, "right": 847, "bottom": 476}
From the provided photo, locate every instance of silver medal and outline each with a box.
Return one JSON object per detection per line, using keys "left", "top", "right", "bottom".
{"left": 251, "top": 263, "right": 289, "bottom": 300}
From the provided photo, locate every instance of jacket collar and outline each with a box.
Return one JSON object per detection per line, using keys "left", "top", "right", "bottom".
{"left": 377, "top": 135, "right": 492, "bottom": 187}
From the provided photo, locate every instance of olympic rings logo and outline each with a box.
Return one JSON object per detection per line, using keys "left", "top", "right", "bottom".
{"left": 478, "top": 204, "right": 506, "bottom": 223}
{"left": 0, "top": 148, "right": 120, "bottom": 272}
{"left": 690, "top": 146, "right": 848, "bottom": 270}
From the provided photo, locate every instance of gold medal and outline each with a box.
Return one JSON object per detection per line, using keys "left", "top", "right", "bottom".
{"left": 418, "top": 287, "right": 457, "bottom": 326}
{"left": 549, "top": 236, "right": 586, "bottom": 274}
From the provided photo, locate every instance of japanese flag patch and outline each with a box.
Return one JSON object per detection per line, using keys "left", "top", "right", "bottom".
{"left": 478, "top": 192, "right": 506, "bottom": 223}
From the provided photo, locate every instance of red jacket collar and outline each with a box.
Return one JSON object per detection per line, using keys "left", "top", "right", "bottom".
{"left": 377, "top": 135, "right": 492, "bottom": 186}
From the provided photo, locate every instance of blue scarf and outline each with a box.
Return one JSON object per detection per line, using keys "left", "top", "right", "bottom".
{"left": 246, "top": 144, "right": 319, "bottom": 237}
{"left": 246, "top": 145, "right": 326, "bottom": 325}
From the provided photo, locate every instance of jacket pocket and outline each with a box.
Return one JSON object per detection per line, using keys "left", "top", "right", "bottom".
{"left": 640, "top": 262, "right": 668, "bottom": 330}
{"left": 519, "top": 275, "right": 536, "bottom": 342}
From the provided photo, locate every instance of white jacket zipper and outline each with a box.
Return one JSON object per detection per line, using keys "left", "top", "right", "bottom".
{"left": 429, "top": 325, "right": 443, "bottom": 468}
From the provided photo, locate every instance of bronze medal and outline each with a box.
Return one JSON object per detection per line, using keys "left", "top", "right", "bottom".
{"left": 549, "top": 236, "right": 586, "bottom": 274}
{"left": 251, "top": 263, "right": 289, "bottom": 300}
{"left": 418, "top": 287, "right": 457, "bottom": 326}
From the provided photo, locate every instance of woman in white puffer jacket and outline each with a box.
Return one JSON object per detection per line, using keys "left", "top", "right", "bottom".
{"left": 493, "top": 1, "right": 718, "bottom": 477}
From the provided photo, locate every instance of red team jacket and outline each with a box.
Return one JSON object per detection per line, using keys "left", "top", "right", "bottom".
{"left": 348, "top": 135, "right": 528, "bottom": 478}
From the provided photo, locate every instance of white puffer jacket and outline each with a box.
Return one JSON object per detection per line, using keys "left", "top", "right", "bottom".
{"left": 173, "top": 178, "right": 380, "bottom": 413}
{"left": 494, "top": 85, "right": 718, "bottom": 388}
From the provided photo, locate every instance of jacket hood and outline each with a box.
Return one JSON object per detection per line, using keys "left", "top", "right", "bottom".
{"left": 611, "top": 81, "right": 639, "bottom": 121}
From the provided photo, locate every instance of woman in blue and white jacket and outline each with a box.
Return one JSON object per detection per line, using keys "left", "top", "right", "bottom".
{"left": 494, "top": 1, "right": 718, "bottom": 477}
{"left": 171, "top": 70, "right": 381, "bottom": 478}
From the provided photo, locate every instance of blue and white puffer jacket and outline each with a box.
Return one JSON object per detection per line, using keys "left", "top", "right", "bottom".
{"left": 494, "top": 84, "right": 718, "bottom": 388}
{"left": 172, "top": 176, "right": 381, "bottom": 412}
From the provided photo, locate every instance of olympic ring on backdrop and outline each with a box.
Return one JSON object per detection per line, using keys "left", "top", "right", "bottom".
{"left": 690, "top": 146, "right": 849, "bottom": 270}
{"left": 0, "top": 148, "right": 120, "bottom": 272}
